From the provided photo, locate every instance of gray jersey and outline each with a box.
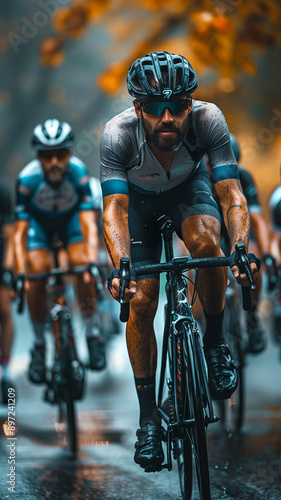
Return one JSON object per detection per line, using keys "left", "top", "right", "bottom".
{"left": 100, "top": 100, "right": 238, "bottom": 196}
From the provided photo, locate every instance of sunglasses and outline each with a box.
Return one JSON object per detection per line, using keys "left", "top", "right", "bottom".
{"left": 38, "top": 149, "right": 69, "bottom": 161}
{"left": 139, "top": 98, "right": 190, "bottom": 117}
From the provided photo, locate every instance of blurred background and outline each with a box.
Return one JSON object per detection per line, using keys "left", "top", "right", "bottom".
{"left": 1, "top": 0, "right": 281, "bottom": 211}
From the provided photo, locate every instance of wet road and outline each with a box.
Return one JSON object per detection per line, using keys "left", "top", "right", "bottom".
{"left": 1, "top": 297, "right": 281, "bottom": 500}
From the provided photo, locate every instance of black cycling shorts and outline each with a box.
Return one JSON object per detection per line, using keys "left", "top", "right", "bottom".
{"left": 129, "top": 171, "right": 220, "bottom": 279}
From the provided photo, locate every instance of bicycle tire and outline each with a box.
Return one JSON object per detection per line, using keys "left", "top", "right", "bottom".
{"left": 173, "top": 333, "right": 193, "bottom": 500}
{"left": 59, "top": 311, "right": 77, "bottom": 454}
{"left": 183, "top": 324, "right": 211, "bottom": 500}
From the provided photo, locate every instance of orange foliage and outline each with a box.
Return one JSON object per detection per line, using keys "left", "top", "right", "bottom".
{"left": 51, "top": 0, "right": 111, "bottom": 39}
{"left": 39, "top": 0, "right": 281, "bottom": 94}
{"left": 141, "top": 0, "right": 190, "bottom": 14}
{"left": 39, "top": 37, "right": 65, "bottom": 67}
{"left": 52, "top": 6, "right": 88, "bottom": 39}
{"left": 96, "top": 61, "right": 130, "bottom": 95}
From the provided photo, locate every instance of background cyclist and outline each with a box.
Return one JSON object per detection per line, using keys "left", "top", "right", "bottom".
{"left": 268, "top": 179, "right": 281, "bottom": 340}
{"left": 0, "top": 183, "right": 15, "bottom": 403}
{"left": 202, "top": 135, "right": 272, "bottom": 353}
{"left": 101, "top": 51, "right": 258, "bottom": 469}
{"left": 14, "top": 119, "right": 106, "bottom": 384}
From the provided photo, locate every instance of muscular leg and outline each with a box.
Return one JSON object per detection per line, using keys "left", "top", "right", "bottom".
{"left": 0, "top": 287, "right": 14, "bottom": 381}
{"left": 0, "top": 287, "right": 14, "bottom": 357}
{"left": 126, "top": 278, "right": 159, "bottom": 378}
{"left": 26, "top": 248, "right": 51, "bottom": 383}
{"left": 182, "top": 214, "right": 237, "bottom": 399}
{"left": 27, "top": 249, "right": 51, "bottom": 342}
{"left": 182, "top": 214, "right": 227, "bottom": 315}
{"left": 126, "top": 278, "right": 159, "bottom": 428}
{"left": 67, "top": 241, "right": 97, "bottom": 318}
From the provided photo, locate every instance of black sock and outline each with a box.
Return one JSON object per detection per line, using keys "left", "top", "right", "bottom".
{"left": 134, "top": 375, "right": 156, "bottom": 426}
{"left": 203, "top": 309, "right": 224, "bottom": 347}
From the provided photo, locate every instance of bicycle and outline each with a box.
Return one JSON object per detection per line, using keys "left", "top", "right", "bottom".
{"left": 15, "top": 240, "right": 105, "bottom": 455}
{"left": 118, "top": 218, "right": 255, "bottom": 500}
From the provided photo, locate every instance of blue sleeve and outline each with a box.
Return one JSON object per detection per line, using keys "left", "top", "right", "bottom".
{"left": 101, "top": 179, "right": 129, "bottom": 198}
{"left": 211, "top": 164, "right": 240, "bottom": 184}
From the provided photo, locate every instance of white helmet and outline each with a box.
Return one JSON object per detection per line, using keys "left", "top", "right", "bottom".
{"left": 31, "top": 119, "right": 74, "bottom": 150}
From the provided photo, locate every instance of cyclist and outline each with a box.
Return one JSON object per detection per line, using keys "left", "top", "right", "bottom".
{"left": 268, "top": 180, "right": 281, "bottom": 338}
{"left": 0, "top": 184, "right": 15, "bottom": 403}
{"left": 203, "top": 135, "right": 271, "bottom": 353}
{"left": 101, "top": 51, "right": 258, "bottom": 469}
{"left": 14, "top": 119, "right": 106, "bottom": 384}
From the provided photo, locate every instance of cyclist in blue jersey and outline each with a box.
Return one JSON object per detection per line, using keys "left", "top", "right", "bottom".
{"left": 101, "top": 52, "right": 259, "bottom": 469}
{"left": 14, "top": 119, "right": 106, "bottom": 384}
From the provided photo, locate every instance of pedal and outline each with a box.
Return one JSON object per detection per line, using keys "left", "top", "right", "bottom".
{"left": 209, "top": 415, "right": 220, "bottom": 424}
{"left": 144, "top": 464, "right": 166, "bottom": 473}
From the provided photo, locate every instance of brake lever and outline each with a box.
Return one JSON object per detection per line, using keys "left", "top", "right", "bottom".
{"left": 234, "top": 243, "right": 254, "bottom": 312}
{"left": 119, "top": 258, "right": 130, "bottom": 322}
{"left": 235, "top": 242, "right": 256, "bottom": 291}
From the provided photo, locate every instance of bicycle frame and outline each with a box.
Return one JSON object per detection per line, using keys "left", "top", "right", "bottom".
{"left": 15, "top": 245, "right": 105, "bottom": 454}
{"left": 118, "top": 219, "right": 255, "bottom": 499}
{"left": 46, "top": 246, "right": 75, "bottom": 362}
{"left": 155, "top": 221, "right": 216, "bottom": 472}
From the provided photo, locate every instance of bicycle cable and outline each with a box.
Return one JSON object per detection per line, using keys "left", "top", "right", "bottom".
{"left": 180, "top": 272, "right": 198, "bottom": 306}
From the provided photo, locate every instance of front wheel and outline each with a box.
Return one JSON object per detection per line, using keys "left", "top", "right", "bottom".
{"left": 173, "top": 334, "right": 193, "bottom": 500}
{"left": 58, "top": 311, "right": 78, "bottom": 454}
{"left": 175, "top": 438, "right": 193, "bottom": 500}
{"left": 183, "top": 326, "right": 211, "bottom": 500}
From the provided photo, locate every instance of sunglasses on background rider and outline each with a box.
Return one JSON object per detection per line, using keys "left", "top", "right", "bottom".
{"left": 139, "top": 98, "right": 191, "bottom": 117}
{"left": 38, "top": 149, "right": 70, "bottom": 161}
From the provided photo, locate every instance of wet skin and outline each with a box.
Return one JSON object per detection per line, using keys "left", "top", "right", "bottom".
{"left": 103, "top": 100, "right": 258, "bottom": 378}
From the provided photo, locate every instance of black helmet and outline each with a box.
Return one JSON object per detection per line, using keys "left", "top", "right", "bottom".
{"left": 127, "top": 51, "right": 198, "bottom": 100}
{"left": 229, "top": 134, "right": 241, "bottom": 162}
{"left": 31, "top": 119, "right": 74, "bottom": 150}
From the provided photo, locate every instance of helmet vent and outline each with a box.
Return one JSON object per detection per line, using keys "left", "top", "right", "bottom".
{"left": 127, "top": 51, "right": 198, "bottom": 99}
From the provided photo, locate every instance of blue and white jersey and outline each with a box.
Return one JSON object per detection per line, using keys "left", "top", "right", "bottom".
{"left": 15, "top": 156, "right": 99, "bottom": 229}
